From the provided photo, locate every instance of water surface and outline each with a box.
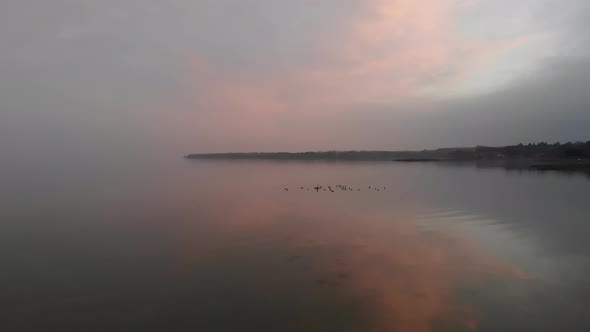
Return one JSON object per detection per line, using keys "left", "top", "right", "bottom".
{"left": 2, "top": 159, "right": 590, "bottom": 331}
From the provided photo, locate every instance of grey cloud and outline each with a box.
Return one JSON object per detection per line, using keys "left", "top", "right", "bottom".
{"left": 0, "top": 0, "right": 589, "bottom": 158}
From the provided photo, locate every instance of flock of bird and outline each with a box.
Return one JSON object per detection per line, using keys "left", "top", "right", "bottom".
{"left": 283, "top": 184, "right": 386, "bottom": 192}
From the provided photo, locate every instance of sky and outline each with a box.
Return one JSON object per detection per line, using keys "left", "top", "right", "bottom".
{"left": 1, "top": 0, "right": 590, "bottom": 157}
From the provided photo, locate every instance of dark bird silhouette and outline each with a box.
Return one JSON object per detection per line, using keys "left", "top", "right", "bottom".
{"left": 284, "top": 188, "right": 289, "bottom": 191}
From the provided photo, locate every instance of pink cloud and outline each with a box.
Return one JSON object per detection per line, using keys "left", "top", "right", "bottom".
{"left": 457, "top": 0, "right": 480, "bottom": 9}
{"left": 181, "top": 0, "right": 520, "bottom": 113}
{"left": 184, "top": 53, "right": 288, "bottom": 115}
{"left": 159, "top": 0, "right": 523, "bottom": 151}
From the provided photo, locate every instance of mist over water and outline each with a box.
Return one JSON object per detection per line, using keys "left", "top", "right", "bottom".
{"left": 2, "top": 157, "right": 590, "bottom": 331}
{"left": 2, "top": 0, "right": 590, "bottom": 330}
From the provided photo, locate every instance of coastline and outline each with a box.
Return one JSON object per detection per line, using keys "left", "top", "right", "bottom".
{"left": 184, "top": 141, "right": 590, "bottom": 174}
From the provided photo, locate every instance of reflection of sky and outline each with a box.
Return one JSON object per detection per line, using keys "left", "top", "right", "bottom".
{"left": 3, "top": 160, "right": 590, "bottom": 331}
{"left": 150, "top": 161, "right": 542, "bottom": 331}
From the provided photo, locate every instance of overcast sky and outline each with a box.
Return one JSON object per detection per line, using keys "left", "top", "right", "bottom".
{"left": 1, "top": 0, "right": 589, "bottom": 156}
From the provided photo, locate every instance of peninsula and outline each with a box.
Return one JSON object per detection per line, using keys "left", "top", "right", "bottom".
{"left": 185, "top": 141, "right": 590, "bottom": 173}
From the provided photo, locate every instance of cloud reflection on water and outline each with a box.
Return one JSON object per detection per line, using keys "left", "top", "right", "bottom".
{"left": 154, "top": 165, "right": 532, "bottom": 331}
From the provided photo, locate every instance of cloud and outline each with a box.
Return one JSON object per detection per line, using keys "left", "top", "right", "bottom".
{"left": 167, "top": 0, "right": 522, "bottom": 145}
{"left": 1, "top": 0, "right": 587, "bottom": 155}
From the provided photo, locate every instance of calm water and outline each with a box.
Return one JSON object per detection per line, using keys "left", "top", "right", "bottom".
{"left": 2, "top": 159, "right": 590, "bottom": 331}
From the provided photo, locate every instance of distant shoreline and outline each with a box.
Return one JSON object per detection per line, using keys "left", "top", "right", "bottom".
{"left": 185, "top": 141, "right": 590, "bottom": 173}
